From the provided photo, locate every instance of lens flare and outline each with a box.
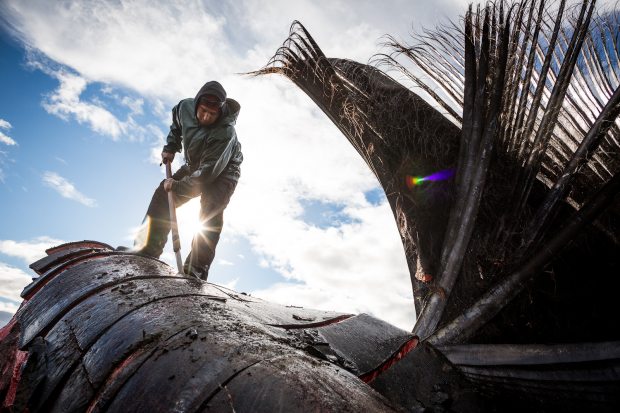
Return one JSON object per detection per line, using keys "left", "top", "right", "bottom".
{"left": 406, "top": 168, "right": 455, "bottom": 189}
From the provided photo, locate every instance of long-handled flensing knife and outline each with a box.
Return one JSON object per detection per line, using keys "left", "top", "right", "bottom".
{"left": 165, "top": 161, "right": 185, "bottom": 276}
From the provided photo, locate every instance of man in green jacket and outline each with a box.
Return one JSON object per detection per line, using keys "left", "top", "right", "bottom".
{"left": 134, "top": 81, "right": 243, "bottom": 280}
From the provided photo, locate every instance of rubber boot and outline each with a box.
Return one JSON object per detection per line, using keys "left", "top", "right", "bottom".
{"left": 183, "top": 251, "right": 211, "bottom": 281}
{"left": 133, "top": 215, "right": 170, "bottom": 259}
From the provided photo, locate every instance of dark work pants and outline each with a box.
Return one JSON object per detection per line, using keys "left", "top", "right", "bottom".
{"left": 138, "top": 165, "right": 237, "bottom": 274}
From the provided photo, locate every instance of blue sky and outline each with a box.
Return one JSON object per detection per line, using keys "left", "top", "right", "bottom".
{"left": 0, "top": 0, "right": 472, "bottom": 330}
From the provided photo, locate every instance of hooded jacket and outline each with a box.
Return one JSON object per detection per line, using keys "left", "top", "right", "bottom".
{"left": 163, "top": 91, "right": 243, "bottom": 198}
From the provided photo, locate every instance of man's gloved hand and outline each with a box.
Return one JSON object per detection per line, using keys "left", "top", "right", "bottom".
{"left": 161, "top": 151, "right": 175, "bottom": 164}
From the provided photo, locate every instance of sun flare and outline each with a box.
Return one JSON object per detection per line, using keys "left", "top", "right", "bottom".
{"left": 174, "top": 198, "right": 202, "bottom": 245}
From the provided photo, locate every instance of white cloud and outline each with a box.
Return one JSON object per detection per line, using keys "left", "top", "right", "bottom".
{"left": 120, "top": 96, "right": 144, "bottom": 116}
{"left": 0, "top": 0, "right": 469, "bottom": 99}
{"left": 1, "top": 0, "right": 234, "bottom": 101}
{"left": 0, "top": 236, "right": 65, "bottom": 264}
{"left": 219, "top": 277, "right": 239, "bottom": 291}
{"left": 22, "top": 51, "right": 160, "bottom": 143}
{"left": 0, "top": 119, "right": 16, "bottom": 182}
{"left": 0, "top": 300, "right": 20, "bottom": 316}
{"left": 42, "top": 171, "right": 97, "bottom": 207}
{"left": 0, "top": 262, "right": 32, "bottom": 304}
{"left": 41, "top": 69, "right": 126, "bottom": 139}
{"left": 244, "top": 198, "right": 415, "bottom": 330}
{"left": 0, "top": 238, "right": 68, "bottom": 319}
{"left": 0, "top": 118, "right": 17, "bottom": 146}
{"left": 218, "top": 259, "right": 234, "bottom": 266}
{"left": 0, "top": 150, "right": 9, "bottom": 183}
{"left": 0, "top": 119, "right": 11, "bottom": 130}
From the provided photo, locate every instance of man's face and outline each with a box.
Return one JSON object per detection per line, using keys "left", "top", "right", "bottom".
{"left": 196, "top": 95, "right": 223, "bottom": 126}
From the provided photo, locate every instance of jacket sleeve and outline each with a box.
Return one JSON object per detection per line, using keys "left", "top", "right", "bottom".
{"left": 172, "top": 126, "right": 237, "bottom": 197}
{"left": 162, "top": 103, "right": 183, "bottom": 153}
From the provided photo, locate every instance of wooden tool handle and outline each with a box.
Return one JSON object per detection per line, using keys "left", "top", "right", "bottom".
{"left": 165, "top": 162, "right": 184, "bottom": 274}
